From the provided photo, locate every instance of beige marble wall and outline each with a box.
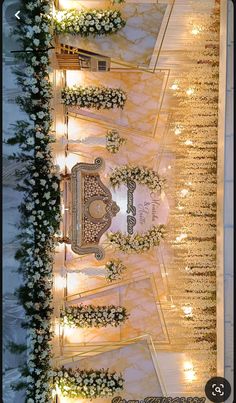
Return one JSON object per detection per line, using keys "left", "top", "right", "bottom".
{"left": 61, "top": 276, "right": 168, "bottom": 347}
{"left": 57, "top": 339, "right": 164, "bottom": 402}
{"left": 66, "top": 70, "right": 166, "bottom": 136}
{"left": 58, "top": 1, "right": 168, "bottom": 68}
{"left": 65, "top": 248, "right": 167, "bottom": 299}
{"left": 66, "top": 114, "right": 165, "bottom": 167}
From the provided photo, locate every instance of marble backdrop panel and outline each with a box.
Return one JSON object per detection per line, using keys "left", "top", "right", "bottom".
{"left": 66, "top": 70, "right": 165, "bottom": 135}
{"left": 59, "top": 2, "right": 168, "bottom": 68}
{"left": 66, "top": 114, "right": 164, "bottom": 168}
{"left": 65, "top": 248, "right": 166, "bottom": 300}
{"left": 58, "top": 339, "right": 164, "bottom": 402}
{"left": 62, "top": 277, "right": 166, "bottom": 346}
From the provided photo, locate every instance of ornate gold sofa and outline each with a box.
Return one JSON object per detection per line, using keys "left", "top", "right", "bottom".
{"left": 60, "top": 158, "right": 119, "bottom": 260}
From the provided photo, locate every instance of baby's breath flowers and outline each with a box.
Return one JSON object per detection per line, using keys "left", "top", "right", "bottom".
{"left": 108, "top": 226, "right": 166, "bottom": 253}
{"left": 60, "top": 304, "right": 129, "bottom": 328}
{"left": 53, "top": 9, "right": 126, "bottom": 36}
{"left": 105, "top": 259, "right": 126, "bottom": 281}
{"left": 106, "top": 129, "right": 126, "bottom": 154}
{"left": 52, "top": 367, "right": 125, "bottom": 399}
{"left": 109, "top": 165, "right": 166, "bottom": 192}
{"left": 61, "top": 85, "right": 127, "bottom": 110}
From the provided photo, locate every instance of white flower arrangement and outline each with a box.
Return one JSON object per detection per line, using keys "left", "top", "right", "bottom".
{"left": 60, "top": 304, "right": 129, "bottom": 328}
{"left": 52, "top": 367, "right": 125, "bottom": 399}
{"left": 106, "top": 129, "right": 126, "bottom": 154}
{"left": 7, "top": 1, "right": 62, "bottom": 401}
{"left": 105, "top": 259, "right": 126, "bottom": 281}
{"left": 61, "top": 85, "right": 127, "bottom": 110}
{"left": 108, "top": 225, "right": 166, "bottom": 253}
{"left": 53, "top": 9, "right": 126, "bottom": 36}
{"left": 109, "top": 165, "right": 165, "bottom": 192}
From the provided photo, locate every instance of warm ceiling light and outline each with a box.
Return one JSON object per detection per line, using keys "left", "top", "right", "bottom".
{"left": 186, "top": 88, "right": 194, "bottom": 96}
{"left": 184, "top": 361, "right": 193, "bottom": 371}
{"left": 180, "top": 189, "right": 189, "bottom": 197}
{"left": 182, "top": 305, "right": 193, "bottom": 317}
{"left": 185, "top": 266, "right": 191, "bottom": 272}
{"left": 176, "top": 233, "right": 187, "bottom": 242}
{"left": 191, "top": 27, "right": 200, "bottom": 35}
{"left": 184, "top": 362, "right": 196, "bottom": 381}
{"left": 185, "top": 369, "right": 196, "bottom": 381}
{"left": 170, "top": 83, "right": 179, "bottom": 90}
{"left": 184, "top": 140, "right": 193, "bottom": 145}
{"left": 174, "top": 127, "right": 182, "bottom": 135}
{"left": 54, "top": 275, "right": 66, "bottom": 291}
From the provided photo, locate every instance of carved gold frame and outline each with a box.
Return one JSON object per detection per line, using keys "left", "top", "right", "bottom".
{"left": 70, "top": 157, "right": 119, "bottom": 260}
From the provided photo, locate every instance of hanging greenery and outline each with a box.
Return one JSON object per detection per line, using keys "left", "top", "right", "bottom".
{"left": 61, "top": 85, "right": 127, "bottom": 109}
{"left": 60, "top": 304, "right": 129, "bottom": 328}
{"left": 109, "top": 165, "right": 165, "bottom": 192}
{"left": 53, "top": 9, "right": 126, "bottom": 36}
{"left": 6, "top": 0, "right": 62, "bottom": 401}
{"left": 105, "top": 259, "right": 127, "bottom": 281}
{"left": 108, "top": 225, "right": 166, "bottom": 253}
{"left": 52, "top": 367, "right": 125, "bottom": 399}
{"left": 106, "top": 129, "right": 126, "bottom": 154}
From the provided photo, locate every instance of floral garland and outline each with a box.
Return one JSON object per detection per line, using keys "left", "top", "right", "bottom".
{"left": 60, "top": 304, "right": 129, "bottom": 328}
{"left": 108, "top": 225, "right": 166, "bottom": 253}
{"left": 7, "top": 1, "right": 62, "bottom": 401}
{"left": 61, "top": 85, "right": 127, "bottom": 110}
{"left": 52, "top": 367, "right": 124, "bottom": 399}
{"left": 53, "top": 9, "right": 126, "bottom": 36}
{"left": 106, "top": 129, "right": 126, "bottom": 154}
{"left": 105, "top": 259, "right": 126, "bottom": 281}
{"left": 109, "top": 165, "right": 165, "bottom": 192}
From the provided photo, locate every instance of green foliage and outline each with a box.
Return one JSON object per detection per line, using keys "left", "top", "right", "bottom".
{"left": 7, "top": 341, "right": 27, "bottom": 354}
{"left": 7, "top": 0, "right": 61, "bottom": 401}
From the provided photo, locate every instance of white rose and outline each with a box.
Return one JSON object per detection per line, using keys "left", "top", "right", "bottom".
{"left": 36, "top": 152, "right": 43, "bottom": 158}
{"left": 44, "top": 192, "right": 50, "bottom": 200}
{"left": 31, "top": 86, "right": 39, "bottom": 94}
{"left": 26, "top": 31, "right": 33, "bottom": 39}
{"left": 33, "top": 25, "right": 41, "bottom": 33}
{"left": 33, "top": 39, "right": 40, "bottom": 47}
{"left": 36, "top": 132, "right": 44, "bottom": 139}
{"left": 37, "top": 111, "right": 45, "bottom": 119}
{"left": 41, "top": 56, "right": 48, "bottom": 64}
{"left": 25, "top": 67, "right": 34, "bottom": 76}
{"left": 52, "top": 182, "right": 58, "bottom": 190}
